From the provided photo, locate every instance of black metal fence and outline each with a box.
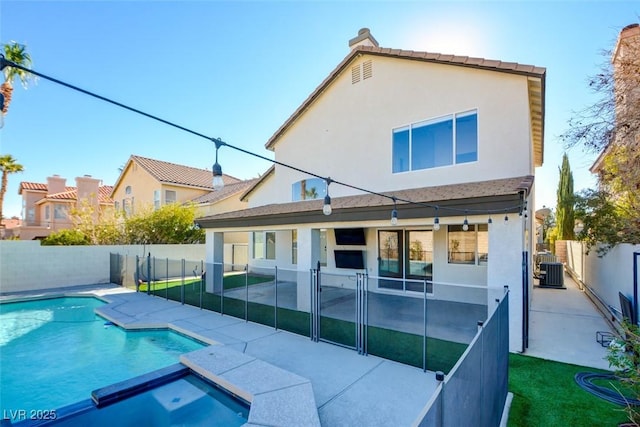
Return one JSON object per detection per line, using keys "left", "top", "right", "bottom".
{"left": 415, "top": 289, "right": 510, "bottom": 426}
{"left": 110, "top": 254, "right": 498, "bottom": 375}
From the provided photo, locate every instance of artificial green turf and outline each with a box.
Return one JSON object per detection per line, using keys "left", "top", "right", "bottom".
{"left": 508, "top": 353, "right": 628, "bottom": 427}
{"left": 147, "top": 282, "right": 462, "bottom": 371}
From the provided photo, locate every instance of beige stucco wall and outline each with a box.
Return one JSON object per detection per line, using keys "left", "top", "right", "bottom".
{"left": 264, "top": 55, "right": 533, "bottom": 203}
{"left": 0, "top": 241, "right": 205, "bottom": 293}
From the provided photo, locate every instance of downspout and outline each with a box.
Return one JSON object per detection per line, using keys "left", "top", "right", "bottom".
{"left": 520, "top": 190, "right": 529, "bottom": 352}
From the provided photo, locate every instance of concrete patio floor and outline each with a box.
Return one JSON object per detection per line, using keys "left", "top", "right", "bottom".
{"left": 525, "top": 272, "right": 614, "bottom": 370}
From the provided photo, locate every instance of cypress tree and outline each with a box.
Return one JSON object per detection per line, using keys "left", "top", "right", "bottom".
{"left": 556, "top": 153, "right": 575, "bottom": 240}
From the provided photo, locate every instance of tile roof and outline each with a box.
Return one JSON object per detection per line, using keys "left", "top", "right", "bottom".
{"left": 190, "top": 179, "right": 258, "bottom": 204}
{"left": 18, "top": 182, "right": 74, "bottom": 193}
{"left": 36, "top": 185, "right": 115, "bottom": 204}
{"left": 240, "top": 165, "right": 274, "bottom": 202}
{"left": 130, "top": 155, "right": 241, "bottom": 190}
{"left": 265, "top": 45, "right": 546, "bottom": 151}
{"left": 197, "top": 175, "right": 533, "bottom": 228}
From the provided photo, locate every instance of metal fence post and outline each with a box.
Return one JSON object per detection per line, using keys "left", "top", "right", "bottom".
{"left": 221, "top": 262, "right": 225, "bottom": 316}
{"left": 245, "top": 264, "right": 249, "bottom": 321}
{"left": 146, "top": 253, "right": 151, "bottom": 295}
{"left": 181, "top": 259, "right": 185, "bottom": 305}
{"left": 200, "top": 260, "right": 204, "bottom": 309}
{"left": 274, "top": 266, "right": 278, "bottom": 330}
{"left": 135, "top": 255, "right": 140, "bottom": 292}
{"left": 423, "top": 278, "right": 428, "bottom": 372}
{"left": 165, "top": 258, "right": 169, "bottom": 300}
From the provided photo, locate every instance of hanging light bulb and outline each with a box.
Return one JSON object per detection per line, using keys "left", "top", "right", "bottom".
{"left": 323, "top": 178, "right": 333, "bottom": 215}
{"left": 504, "top": 214, "right": 509, "bottom": 223}
{"left": 391, "top": 198, "right": 398, "bottom": 226}
{"left": 433, "top": 206, "right": 440, "bottom": 231}
{"left": 488, "top": 214, "right": 493, "bottom": 225}
{"left": 462, "top": 211, "right": 469, "bottom": 231}
{"left": 323, "top": 194, "right": 332, "bottom": 215}
{"left": 212, "top": 139, "right": 225, "bottom": 191}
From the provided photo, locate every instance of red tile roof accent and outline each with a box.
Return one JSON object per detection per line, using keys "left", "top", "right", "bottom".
{"left": 131, "top": 155, "right": 240, "bottom": 190}
{"left": 18, "top": 182, "right": 74, "bottom": 194}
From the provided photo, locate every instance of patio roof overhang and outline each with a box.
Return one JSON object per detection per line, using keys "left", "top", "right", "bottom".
{"left": 196, "top": 175, "right": 533, "bottom": 230}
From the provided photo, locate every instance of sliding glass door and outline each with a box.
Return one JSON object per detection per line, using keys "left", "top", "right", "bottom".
{"left": 378, "top": 229, "right": 433, "bottom": 292}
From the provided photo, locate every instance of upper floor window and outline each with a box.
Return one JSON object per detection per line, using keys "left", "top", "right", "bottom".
{"left": 292, "top": 178, "right": 325, "bottom": 202}
{"left": 125, "top": 186, "right": 132, "bottom": 195}
{"left": 45, "top": 205, "right": 50, "bottom": 220}
{"left": 392, "top": 110, "right": 478, "bottom": 173}
{"left": 165, "top": 190, "right": 177, "bottom": 205}
{"left": 154, "top": 190, "right": 161, "bottom": 210}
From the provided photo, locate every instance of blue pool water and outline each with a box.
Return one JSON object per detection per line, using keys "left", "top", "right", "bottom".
{"left": 0, "top": 297, "right": 205, "bottom": 416}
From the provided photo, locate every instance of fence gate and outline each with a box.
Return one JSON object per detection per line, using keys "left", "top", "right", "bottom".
{"left": 311, "top": 268, "right": 367, "bottom": 354}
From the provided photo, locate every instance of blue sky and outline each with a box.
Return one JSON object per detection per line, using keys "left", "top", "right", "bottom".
{"left": 1, "top": 1, "right": 637, "bottom": 219}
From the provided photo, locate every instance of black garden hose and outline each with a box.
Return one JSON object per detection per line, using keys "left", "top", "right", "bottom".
{"left": 575, "top": 372, "right": 640, "bottom": 406}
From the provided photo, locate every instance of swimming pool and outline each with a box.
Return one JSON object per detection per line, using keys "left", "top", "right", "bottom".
{"left": 0, "top": 297, "right": 205, "bottom": 417}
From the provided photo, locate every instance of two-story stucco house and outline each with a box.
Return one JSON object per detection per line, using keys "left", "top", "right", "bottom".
{"left": 111, "top": 154, "right": 253, "bottom": 217}
{"left": 197, "top": 29, "right": 545, "bottom": 352}
{"left": 17, "top": 174, "right": 113, "bottom": 240}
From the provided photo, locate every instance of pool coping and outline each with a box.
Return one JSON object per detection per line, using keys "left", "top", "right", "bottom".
{"left": 94, "top": 294, "right": 322, "bottom": 426}
{"left": 2, "top": 292, "right": 321, "bottom": 427}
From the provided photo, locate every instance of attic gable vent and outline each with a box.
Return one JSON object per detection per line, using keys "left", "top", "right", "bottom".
{"left": 351, "top": 60, "right": 373, "bottom": 85}
{"left": 363, "top": 60, "right": 373, "bottom": 79}
{"left": 352, "top": 64, "right": 361, "bottom": 84}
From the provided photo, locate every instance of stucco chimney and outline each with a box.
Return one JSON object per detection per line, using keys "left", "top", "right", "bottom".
{"left": 349, "top": 28, "right": 379, "bottom": 50}
{"left": 612, "top": 23, "right": 639, "bottom": 64}
{"left": 75, "top": 175, "right": 101, "bottom": 207}
{"left": 46, "top": 175, "right": 66, "bottom": 195}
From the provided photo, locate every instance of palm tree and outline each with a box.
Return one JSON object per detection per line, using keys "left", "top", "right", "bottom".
{"left": 1, "top": 41, "right": 33, "bottom": 117}
{"left": 0, "top": 155, "right": 24, "bottom": 222}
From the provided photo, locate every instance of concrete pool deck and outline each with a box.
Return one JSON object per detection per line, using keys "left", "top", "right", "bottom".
{"left": 90, "top": 288, "right": 438, "bottom": 426}
{"left": 0, "top": 274, "right": 614, "bottom": 426}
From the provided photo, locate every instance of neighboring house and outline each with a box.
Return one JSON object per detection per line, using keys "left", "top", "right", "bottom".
{"left": 590, "top": 23, "right": 640, "bottom": 181}
{"left": 17, "top": 175, "right": 113, "bottom": 240}
{"left": 111, "top": 155, "right": 256, "bottom": 267}
{"left": 0, "top": 216, "right": 21, "bottom": 239}
{"left": 197, "top": 28, "right": 545, "bottom": 352}
{"left": 111, "top": 155, "right": 244, "bottom": 216}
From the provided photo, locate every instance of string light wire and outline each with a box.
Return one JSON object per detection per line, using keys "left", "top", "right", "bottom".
{"left": 0, "top": 55, "right": 527, "bottom": 218}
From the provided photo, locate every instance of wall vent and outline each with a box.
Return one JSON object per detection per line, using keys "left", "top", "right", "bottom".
{"left": 351, "top": 65, "right": 361, "bottom": 84}
{"left": 352, "top": 60, "right": 373, "bottom": 84}
{"left": 363, "top": 60, "right": 373, "bottom": 79}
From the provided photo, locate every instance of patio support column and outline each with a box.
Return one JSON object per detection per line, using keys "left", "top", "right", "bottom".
{"left": 205, "top": 230, "right": 224, "bottom": 294}
{"left": 487, "top": 216, "right": 524, "bottom": 352}
{"left": 295, "top": 226, "right": 320, "bottom": 312}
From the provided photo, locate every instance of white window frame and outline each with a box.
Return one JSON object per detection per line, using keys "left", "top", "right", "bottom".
{"left": 447, "top": 224, "right": 488, "bottom": 265}
{"left": 392, "top": 109, "right": 478, "bottom": 173}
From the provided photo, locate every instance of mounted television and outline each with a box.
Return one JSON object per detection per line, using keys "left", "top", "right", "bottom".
{"left": 334, "top": 228, "right": 366, "bottom": 246}
{"left": 334, "top": 250, "right": 365, "bottom": 269}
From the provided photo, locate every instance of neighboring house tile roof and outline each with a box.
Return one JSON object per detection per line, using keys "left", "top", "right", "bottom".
{"left": 18, "top": 182, "right": 74, "bottom": 193}
{"left": 240, "top": 166, "right": 275, "bottom": 202}
{"left": 35, "top": 185, "right": 115, "bottom": 204}
{"left": 198, "top": 175, "right": 534, "bottom": 228}
{"left": 190, "top": 179, "right": 258, "bottom": 204}
{"left": 126, "top": 155, "right": 240, "bottom": 190}
{"left": 264, "top": 44, "right": 546, "bottom": 166}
